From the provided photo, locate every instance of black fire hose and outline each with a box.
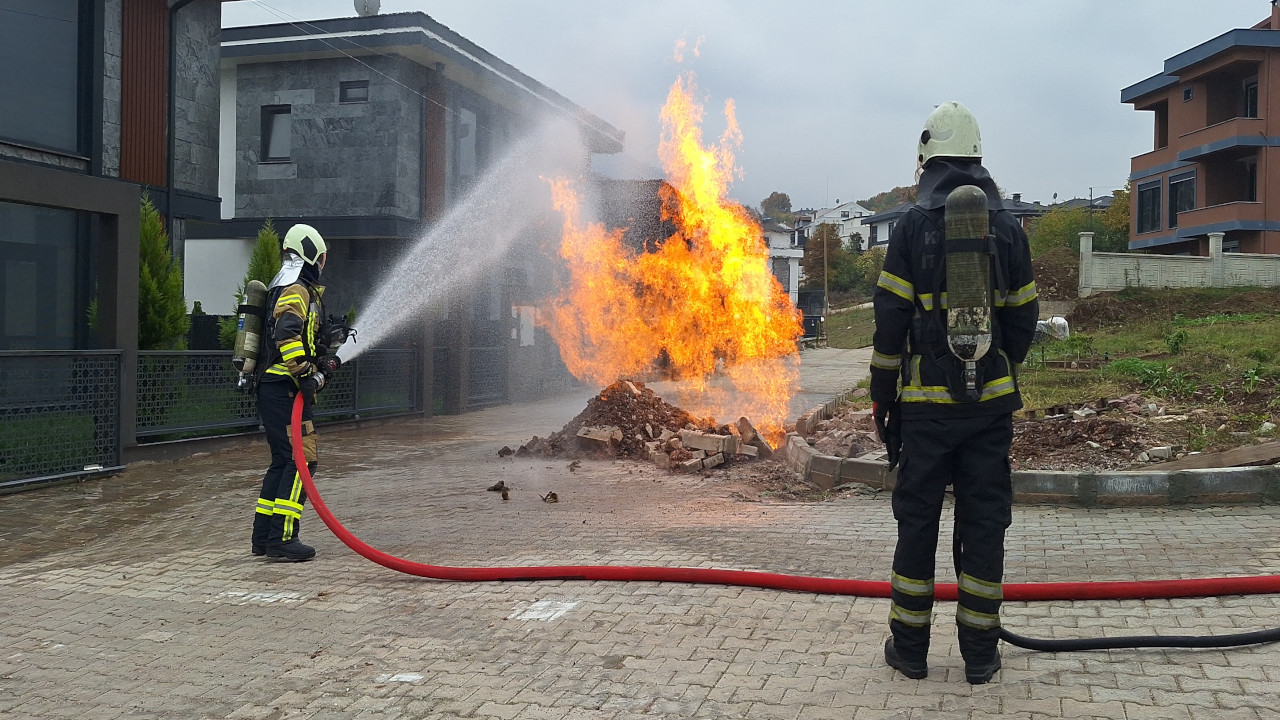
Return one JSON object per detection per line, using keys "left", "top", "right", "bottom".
{"left": 999, "top": 626, "right": 1280, "bottom": 651}
{"left": 289, "top": 394, "right": 1280, "bottom": 653}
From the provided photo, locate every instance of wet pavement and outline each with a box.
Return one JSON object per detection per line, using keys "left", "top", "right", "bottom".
{"left": 3, "top": 347, "right": 1280, "bottom": 719}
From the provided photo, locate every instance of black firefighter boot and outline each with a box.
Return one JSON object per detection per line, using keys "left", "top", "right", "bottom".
{"left": 958, "top": 625, "right": 1002, "bottom": 685}
{"left": 265, "top": 505, "right": 315, "bottom": 562}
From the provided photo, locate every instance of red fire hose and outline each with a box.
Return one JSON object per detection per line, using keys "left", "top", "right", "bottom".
{"left": 289, "top": 394, "right": 1280, "bottom": 651}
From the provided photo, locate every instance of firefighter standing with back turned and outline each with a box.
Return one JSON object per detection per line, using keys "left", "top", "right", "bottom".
{"left": 250, "top": 223, "right": 343, "bottom": 562}
{"left": 870, "top": 102, "right": 1038, "bottom": 684}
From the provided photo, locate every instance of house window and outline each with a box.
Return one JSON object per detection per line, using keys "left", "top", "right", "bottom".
{"left": 1244, "top": 157, "right": 1258, "bottom": 202}
{"left": 869, "top": 225, "right": 879, "bottom": 244}
{"left": 1137, "top": 180, "right": 1161, "bottom": 234}
{"left": 0, "top": 200, "right": 85, "bottom": 350}
{"left": 261, "top": 105, "right": 291, "bottom": 161}
{"left": 1244, "top": 79, "right": 1259, "bottom": 118}
{"left": 0, "top": 0, "right": 84, "bottom": 153}
{"left": 339, "top": 80, "right": 368, "bottom": 103}
{"left": 1182, "top": 87, "right": 1193, "bottom": 102}
{"left": 1168, "top": 172, "right": 1195, "bottom": 229}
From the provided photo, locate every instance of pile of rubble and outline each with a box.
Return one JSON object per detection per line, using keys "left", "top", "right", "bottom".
{"left": 504, "top": 379, "right": 775, "bottom": 472}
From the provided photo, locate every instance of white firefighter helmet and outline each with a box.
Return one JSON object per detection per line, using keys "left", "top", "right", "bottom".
{"left": 270, "top": 224, "right": 327, "bottom": 289}
{"left": 281, "top": 223, "right": 327, "bottom": 266}
{"left": 917, "top": 101, "right": 982, "bottom": 169}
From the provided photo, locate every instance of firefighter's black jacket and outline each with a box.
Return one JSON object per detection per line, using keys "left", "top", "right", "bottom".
{"left": 869, "top": 159, "right": 1039, "bottom": 420}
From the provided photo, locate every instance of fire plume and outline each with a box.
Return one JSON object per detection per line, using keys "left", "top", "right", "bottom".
{"left": 540, "top": 72, "right": 801, "bottom": 442}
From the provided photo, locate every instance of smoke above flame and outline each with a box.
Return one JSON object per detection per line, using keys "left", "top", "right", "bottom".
{"left": 539, "top": 71, "right": 802, "bottom": 441}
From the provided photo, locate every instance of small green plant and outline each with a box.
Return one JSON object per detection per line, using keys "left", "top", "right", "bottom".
{"left": 1164, "top": 328, "right": 1189, "bottom": 355}
{"left": 1248, "top": 348, "right": 1273, "bottom": 364}
{"left": 1243, "top": 367, "right": 1263, "bottom": 394}
{"left": 1103, "top": 358, "right": 1196, "bottom": 398}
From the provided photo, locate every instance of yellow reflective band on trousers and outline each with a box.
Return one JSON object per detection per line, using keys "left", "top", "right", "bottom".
{"left": 889, "top": 603, "right": 932, "bottom": 628}
{"left": 255, "top": 498, "right": 275, "bottom": 517}
{"left": 958, "top": 573, "right": 1003, "bottom": 600}
{"left": 877, "top": 271, "right": 913, "bottom": 301}
{"left": 891, "top": 572, "right": 934, "bottom": 597}
{"left": 273, "top": 474, "right": 305, "bottom": 542}
{"left": 956, "top": 605, "right": 1001, "bottom": 630}
{"left": 871, "top": 350, "right": 901, "bottom": 371}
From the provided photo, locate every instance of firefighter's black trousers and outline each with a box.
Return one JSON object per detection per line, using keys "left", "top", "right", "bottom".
{"left": 888, "top": 412, "right": 1013, "bottom": 665}
{"left": 253, "top": 379, "right": 315, "bottom": 548}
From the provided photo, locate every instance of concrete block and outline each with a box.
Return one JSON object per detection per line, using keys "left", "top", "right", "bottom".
{"left": 576, "top": 425, "right": 622, "bottom": 452}
{"left": 840, "top": 458, "right": 888, "bottom": 487}
{"left": 702, "top": 453, "right": 724, "bottom": 469}
{"left": 679, "top": 429, "right": 735, "bottom": 454}
{"left": 737, "top": 444, "right": 759, "bottom": 457}
{"left": 679, "top": 458, "right": 703, "bottom": 473}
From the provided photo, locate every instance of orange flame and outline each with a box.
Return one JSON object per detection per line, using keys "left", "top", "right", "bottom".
{"left": 540, "top": 72, "right": 801, "bottom": 442}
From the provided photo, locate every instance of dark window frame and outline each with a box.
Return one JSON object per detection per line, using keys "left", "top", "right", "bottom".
{"left": 1168, "top": 172, "right": 1195, "bottom": 229}
{"left": 339, "top": 80, "right": 369, "bottom": 103}
{"left": 1244, "top": 78, "right": 1259, "bottom": 118}
{"left": 260, "top": 105, "right": 292, "bottom": 162}
{"left": 1182, "top": 86, "right": 1193, "bottom": 102}
{"left": 1137, "top": 180, "right": 1162, "bottom": 234}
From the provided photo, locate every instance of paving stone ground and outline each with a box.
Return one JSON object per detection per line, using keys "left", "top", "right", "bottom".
{"left": 3, "top": 348, "right": 1280, "bottom": 719}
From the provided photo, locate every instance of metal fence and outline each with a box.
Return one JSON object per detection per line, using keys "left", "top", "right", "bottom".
{"left": 0, "top": 351, "right": 122, "bottom": 491}
{"left": 136, "top": 348, "right": 418, "bottom": 439}
{"left": 0, "top": 348, "right": 416, "bottom": 491}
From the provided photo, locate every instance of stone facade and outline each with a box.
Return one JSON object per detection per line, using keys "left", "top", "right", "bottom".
{"left": 234, "top": 56, "right": 428, "bottom": 220}
{"left": 101, "top": 0, "right": 122, "bottom": 178}
{"left": 173, "top": 0, "right": 220, "bottom": 196}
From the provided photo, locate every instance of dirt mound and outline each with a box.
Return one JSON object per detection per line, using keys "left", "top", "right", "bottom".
{"left": 1031, "top": 247, "right": 1079, "bottom": 301}
{"left": 1068, "top": 287, "right": 1280, "bottom": 331}
{"left": 512, "top": 379, "right": 720, "bottom": 459}
{"left": 801, "top": 394, "right": 1265, "bottom": 473}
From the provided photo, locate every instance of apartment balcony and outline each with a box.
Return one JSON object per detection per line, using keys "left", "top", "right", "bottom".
{"left": 1175, "top": 201, "right": 1267, "bottom": 237}
{"left": 1177, "top": 117, "right": 1269, "bottom": 162}
{"left": 1130, "top": 145, "right": 1180, "bottom": 179}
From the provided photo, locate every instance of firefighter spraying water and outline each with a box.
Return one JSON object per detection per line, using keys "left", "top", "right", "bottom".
{"left": 239, "top": 223, "right": 356, "bottom": 562}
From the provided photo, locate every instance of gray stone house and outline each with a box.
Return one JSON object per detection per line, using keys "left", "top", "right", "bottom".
{"left": 189, "top": 11, "right": 625, "bottom": 414}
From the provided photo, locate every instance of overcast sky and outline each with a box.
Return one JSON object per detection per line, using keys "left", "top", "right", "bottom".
{"left": 224, "top": 0, "right": 1269, "bottom": 211}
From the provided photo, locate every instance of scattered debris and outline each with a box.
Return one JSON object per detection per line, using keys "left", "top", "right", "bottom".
{"left": 497, "top": 446, "right": 514, "bottom": 457}
{"left": 487, "top": 480, "right": 506, "bottom": 492}
{"left": 541, "top": 492, "right": 558, "bottom": 503}
{"left": 803, "top": 391, "right": 1279, "bottom": 472}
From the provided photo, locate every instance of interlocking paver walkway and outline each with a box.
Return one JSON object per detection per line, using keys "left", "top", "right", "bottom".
{"left": 2, "top": 348, "right": 1279, "bottom": 718}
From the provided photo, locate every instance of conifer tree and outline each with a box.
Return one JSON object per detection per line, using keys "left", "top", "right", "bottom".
{"left": 219, "top": 219, "right": 282, "bottom": 348}
{"left": 137, "top": 196, "right": 190, "bottom": 350}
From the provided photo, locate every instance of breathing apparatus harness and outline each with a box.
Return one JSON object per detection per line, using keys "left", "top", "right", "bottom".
{"left": 908, "top": 184, "right": 1009, "bottom": 403}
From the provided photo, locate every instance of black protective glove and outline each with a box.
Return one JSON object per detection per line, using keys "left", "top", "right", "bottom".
{"left": 301, "top": 372, "right": 325, "bottom": 403}
{"left": 873, "top": 400, "right": 903, "bottom": 471}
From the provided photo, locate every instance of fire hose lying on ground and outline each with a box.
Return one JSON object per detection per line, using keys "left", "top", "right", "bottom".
{"left": 289, "top": 394, "right": 1280, "bottom": 652}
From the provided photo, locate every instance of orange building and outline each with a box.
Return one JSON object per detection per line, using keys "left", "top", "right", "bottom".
{"left": 1123, "top": 9, "right": 1280, "bottom": 254}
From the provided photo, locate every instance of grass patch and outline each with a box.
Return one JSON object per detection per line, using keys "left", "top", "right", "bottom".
{"left": 826, "top": 305, "right": 875, "bottom": 349}
{"left": 847, "top": 286, "right": 1280, "bottom": 411}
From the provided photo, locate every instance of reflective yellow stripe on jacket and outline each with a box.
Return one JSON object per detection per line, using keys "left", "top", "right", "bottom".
{"left": 900, "top": 351, "right": 1017, "bottom": 404}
